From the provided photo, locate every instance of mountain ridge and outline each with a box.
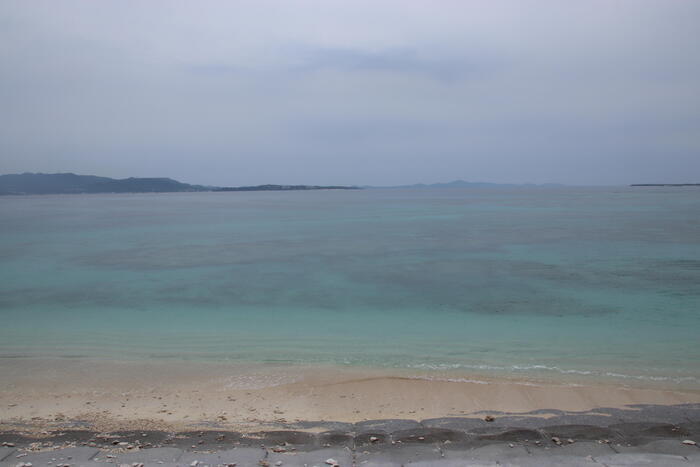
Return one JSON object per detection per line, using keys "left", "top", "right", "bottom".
{"left": 0, "top": 173, "right": 570, "bottom": 195}
{"left": 0, "top": 173, "right": 358, "bottom": 195}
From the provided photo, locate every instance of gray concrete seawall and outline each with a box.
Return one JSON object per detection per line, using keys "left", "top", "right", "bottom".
{"left": 2, "top": 404, "right": 699, "bottom": 466}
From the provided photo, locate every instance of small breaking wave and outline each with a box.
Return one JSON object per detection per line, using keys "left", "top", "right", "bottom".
{"left": 407, "top": 375, "right": 492, "bottom": 385}
{"left": 406, "top": 363, "right": 700, "bottom": 385}
{"left": 221, "top": 372, "right": 301, "bottom": 389}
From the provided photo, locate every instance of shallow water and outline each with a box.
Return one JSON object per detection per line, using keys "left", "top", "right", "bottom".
{"left": 1, "top": 187, "right": 699, "bottom": 388}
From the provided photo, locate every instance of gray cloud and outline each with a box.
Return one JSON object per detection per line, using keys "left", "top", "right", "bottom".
{"left": 0, "top": 0, "right": 699, "bottom": 186}
{"left": 287, "top": 46, "right": 495, "bottom": 82}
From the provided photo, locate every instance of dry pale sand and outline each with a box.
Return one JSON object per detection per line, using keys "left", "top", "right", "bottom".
{"left": 1, "top": 358, "right": 699, "bottom": 433}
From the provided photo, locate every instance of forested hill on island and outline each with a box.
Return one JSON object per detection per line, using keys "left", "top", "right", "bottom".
{"left": 0, "top": 173, "right": 359, "bottom": 195}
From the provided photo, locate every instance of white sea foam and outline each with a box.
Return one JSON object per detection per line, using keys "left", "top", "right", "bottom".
{"left": 406, "top": 362, "right": 700, "bottom": 385}
{"left": 408, "top": 375, "right": 491, "bottom": 384}
{"left": 221, "top": 372, "right": 301, "bottom": 389}
{"left": 603, "top": 372, "right": 700, "bottom": 384}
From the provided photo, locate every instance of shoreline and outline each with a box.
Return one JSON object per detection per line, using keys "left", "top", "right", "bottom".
{"left": 2, "top": 403, "right": 699, "bottom": 467}
{"left": 2, "top": 358, "right": 700, "bottom": 433}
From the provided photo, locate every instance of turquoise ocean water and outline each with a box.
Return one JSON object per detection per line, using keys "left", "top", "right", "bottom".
{"left": 1, "top": 187, "right": 699, "bottom": 388}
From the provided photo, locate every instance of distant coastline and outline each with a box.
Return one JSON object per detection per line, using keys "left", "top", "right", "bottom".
{"left": 13, "top": 173, "right": 697, "bottom": 195}
{"left": 0, "top": 173, "right": 570, "bottom": 196}
{"left": 630, "top": 183, "right": 700, "bottom": 187}
{"left": 0, "top": 173, "right": 359, "bottom": 195}
{"left": 214, "top": 184, "right": 359, "bottom": 192}
{"left": 365, "top": 180, "right": 565, "bottom": 189}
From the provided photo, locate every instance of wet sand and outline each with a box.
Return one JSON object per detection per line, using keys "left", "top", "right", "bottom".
{"left": 2, "top": 358, "right": 700, "bottom": 433}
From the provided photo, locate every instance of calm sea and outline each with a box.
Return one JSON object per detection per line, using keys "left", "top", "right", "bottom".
{"left": 1, "top": 187, "right": 699, "bottom": 388}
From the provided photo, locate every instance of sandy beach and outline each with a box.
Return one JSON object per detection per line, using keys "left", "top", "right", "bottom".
{"left": 2, "top": 358, "right": 699, "bottom": 433}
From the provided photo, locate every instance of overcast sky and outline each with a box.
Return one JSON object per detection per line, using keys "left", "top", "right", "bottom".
{"left": 1, "top": 1, "right": 698, "bottom": 186}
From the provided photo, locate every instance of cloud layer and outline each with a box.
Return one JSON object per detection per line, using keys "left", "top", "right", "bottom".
{"left": 1, "top": 0, "right": 698, "bottom": 185}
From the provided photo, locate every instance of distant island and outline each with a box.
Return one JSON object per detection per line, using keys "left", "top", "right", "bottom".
{"left": 214, "top": 184, "right": 358, "bottom": 192}
{"left": 0, "top": 173, "right": 573, "bottom": 196}
{"left": 0, "top": 173, "right": 359, "bottom": 195}
{"left": 366, "top": 180, "right": 564, "bottom": 189}
{"left": 630, "top": 183, "right": 700, "bottom": 187}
